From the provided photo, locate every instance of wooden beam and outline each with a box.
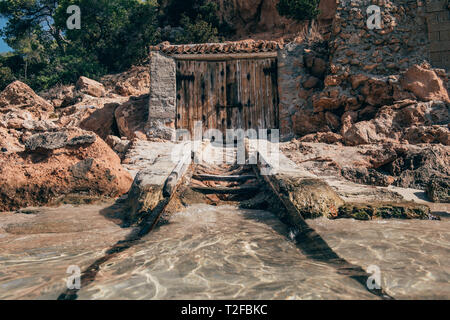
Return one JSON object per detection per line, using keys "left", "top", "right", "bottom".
{"left": 192, "top": 174, "right": 257, "bottom": 182}
{"left": 191, "top": 185, "right": 260, "bottom": 194}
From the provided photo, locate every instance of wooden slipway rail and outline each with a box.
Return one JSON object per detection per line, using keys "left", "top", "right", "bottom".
{"left": 59, "top": 140, "right": 394, "bottom": 300}
{"left": 123, "top": 139, "right": 393, "bottom": 299}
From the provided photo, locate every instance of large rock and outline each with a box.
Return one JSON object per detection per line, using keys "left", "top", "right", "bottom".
{"left": 114, "top": 94, "right": 149, "bottom": 140}
{"left": 273, "top": 175, "right": 345, "bottom": 219}
{"left": 389, "top": 145, "right": 450, "bottom": 190}
{"left": 318, "top": 0, "right": 338, "bottom": 22}
{"left": 427, "top": 177, "right": 450, "bottom": 203}
{"left": 0, "top": 127, "right": 24, "bottom": 154}
{"left": 101, "top": 66, "right": 150, "bottom": 97}
{"left": 292, "top": 109, "right": 330, "bottom": 136}
{"left": 76, "top": 76, "right": 106, "bottom": 98}
{"left": 0, "top": 128, "right": 133, "bottom": 211}
{"left": 400, "top": 65, "right": 450, "bottom": 103}
{"left": 0, "top": 81, "right": 54, "bottom": 119}
{"left": 40, "top": 85, "right": 77, "bottom": 108}
{"left": 343, "top": 100, "right": 450, "bottom": 146}
{"left": 24, "top": 132, "right": 70, "bottom": 153}
{"left": 79, "top": 103, "right": 119, "bottom": 139}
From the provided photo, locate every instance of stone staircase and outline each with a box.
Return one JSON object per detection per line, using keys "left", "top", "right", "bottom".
{"left": 188, "top": 144, "right": 261, "bottom": 204}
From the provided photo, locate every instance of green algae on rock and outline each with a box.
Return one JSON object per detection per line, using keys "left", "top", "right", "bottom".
{"left": 336, "top": 202, "right": 435, "bottom": 221}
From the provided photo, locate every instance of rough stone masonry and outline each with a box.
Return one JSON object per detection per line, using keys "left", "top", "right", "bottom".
{"left": 147, "top": 0, "right": 449, "bottom": 141}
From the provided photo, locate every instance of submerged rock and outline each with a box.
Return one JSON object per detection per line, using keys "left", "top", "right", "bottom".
{"left": 337, "top": 202, "right": 435, "bottom": 220}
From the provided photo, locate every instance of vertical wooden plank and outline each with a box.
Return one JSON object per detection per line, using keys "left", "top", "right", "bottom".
{"left": 233, "top": 59, "right": 241, "bottom": 131}
{"left": 256, "top": 59, "right": 263, "bottom": 132}
{"left": 217, "top": 61, "right": 226, "bottom": 135}
{"left": 175, "top": 60, "right": 181, "bottom": 130}
{"left": 242, "top": 60, "right": 247, "bottom": 131}
{"left": 263, "top": 58, "right": 271, "bottom": 131}
{"left": 204, "top": 61, "right": 212, "bottom": 132}
{"left": 226, "top": 60, "right": 235, "bottom": 132}
{"left": 260, "top": 59, "right": 270, "bottom": 129}
{"left": 271, "top": 58, "right": 279, "bottom": 130}
{"left": 188, "top": 60, "right": 195, "bottom": 133}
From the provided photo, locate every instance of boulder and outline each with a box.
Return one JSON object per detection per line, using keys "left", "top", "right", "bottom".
{"left": 342, "top": 101, "right": 450, "bottom": 146}
{"left": 76, "top": 76, "right": 106, "bottom": 98}
{"left": 302, "top": 76, "right": 320, "bottom": 89}
{"left": 400, "top": 65, "right": 450, "bottom": 103}
{"left": 40, "top": 85, "right": 77, "bottom": 108}
{"left": 299, "top": 132, "right": 343, "bottom": 144}
{"left": 311, "top": 57, "right": 327, "bottom": 78}
{"left": 0, "top": 128, "right": 133, "bottom": 211}
{"left": 0, "top": 81, "right": 54, "bottom": 119}
{"left": 360, "top": 78, "right": 394, "bottom": 107}
{"left": 114, "top": 94, "right": 149, "bottom": 140}
{"left": 101, "top": 66, "right": 150, "bottom": 97}
{"left": 292, "top": 109, "right": 330, "bottom": 136}
{"left": 105, "top": 135, "right": 131, "bottom": 156}
{"left": 25, "top": 132, "right": 69, "bottom": 153}
{"left": 389, "top": 145, "right": 450, "bottom": 190}
{"left": 276, "top": 176, "right": 345, "bottom": 219}
{"left": 318, "top": 0, "right": 338, "bottom": 22}
{"left": 427, "top": 176, "right": 450, "bottom": 203}
{"left": 79, "top": 103, "right": 119, "bottom": 139}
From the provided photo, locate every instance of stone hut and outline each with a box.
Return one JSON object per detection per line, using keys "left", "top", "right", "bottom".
{"left": 146, "top": 0, "right": 449, "bottom": 141}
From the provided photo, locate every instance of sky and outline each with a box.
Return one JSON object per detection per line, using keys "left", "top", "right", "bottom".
{"left": 0, "top": 18, "right": 12, "bottom": 53}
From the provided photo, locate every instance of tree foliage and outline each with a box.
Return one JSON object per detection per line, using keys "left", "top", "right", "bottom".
{"left": 0, "top": 0, "right": 230, "bottom": 91}
{"left": 276, "top": 0, "right": 320, "bottom": 22}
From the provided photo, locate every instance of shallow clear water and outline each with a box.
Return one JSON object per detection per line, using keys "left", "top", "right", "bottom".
{"left": 76, "top": 205, "right": 377, "bottom": 300}
{"left": 0, "top": 203, "right": 449, "bottom": 300}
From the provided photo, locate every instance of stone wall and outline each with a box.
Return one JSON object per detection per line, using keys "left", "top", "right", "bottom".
{"left": 426, "top": 0, "right": 450, "bottom": 69}
{"left": 330, "top": 0, "right": 430, "bottom": 78}
{"left": 277, "top": 0, "right": 449, "bottom": 144}
{"left": 147, "top": 51, "right": 176, "bottom": 140}
{"left": 278, "top": 43, "right": 329, "bottom": 140}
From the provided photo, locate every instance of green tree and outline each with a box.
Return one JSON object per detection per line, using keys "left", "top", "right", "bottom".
{"left": 0, "top": 0, "right": 66, "bottom": 53}
{"left": 0, "top": 0, "right": 160, "bottom": 90}
{"left": 175, "top": 15, "right": 219, "bottom": 43}
{"left": 276, "top": 0, "right": 320, "bottom": 22}
{"left": 0, "top": 59, "right": 16, "bottom": 90}
{"left": 161, "top": 0, "right": 232, "bottom": 44}
{"left": 12, "top": 32, "right": 45, "bottom": 80}
{"left": 54, "top": 0, "right": 160, "bottom": 72}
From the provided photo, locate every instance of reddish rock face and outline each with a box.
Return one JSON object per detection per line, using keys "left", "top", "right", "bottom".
{"left": 79, "top": 103, "right": 120, "bottom": 140}
{"left": 0, "top": 81, "right": 54, "bottom": 119}
{"left": 114, "top": 94, "right": 149, "bottom": 140}
{"left": 101, "top": 66, "right": 150, "bottom": 97}
{"left": 76, "top": 76, "right": 106, "bottom": 98}
{"left": 210, "top": 0, "right": 305, "bottom": 39}
{"left": 0, "top": 129, "right": 133, "bottom": 212}
{"left": 400, "top": 65, "right": 450, "bottom": 103}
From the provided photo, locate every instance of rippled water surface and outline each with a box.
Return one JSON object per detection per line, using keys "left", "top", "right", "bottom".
{"left": 0, "top": 203, "right": 449, "bottom": 299}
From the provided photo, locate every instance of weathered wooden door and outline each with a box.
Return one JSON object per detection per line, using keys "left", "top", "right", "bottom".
{"left": 176, "top": 58, "right": 279, "bottom": 135}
